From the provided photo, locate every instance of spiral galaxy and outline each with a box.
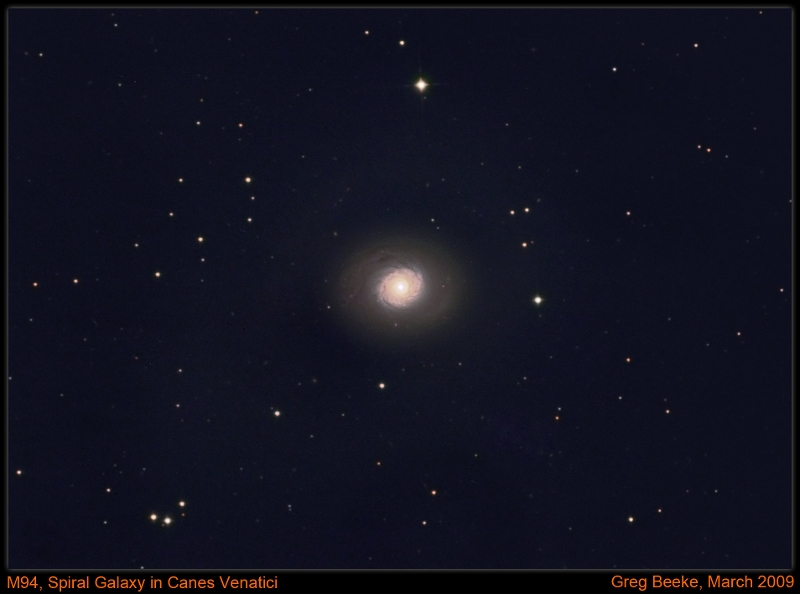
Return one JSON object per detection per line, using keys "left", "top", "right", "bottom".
{"left": 330, "top": 232, "right": 462, "bottom": 343}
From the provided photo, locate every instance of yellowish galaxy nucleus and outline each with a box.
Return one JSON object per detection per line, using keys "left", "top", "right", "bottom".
{"left": 379, "top": 268, "right": 423, "bottom": 307}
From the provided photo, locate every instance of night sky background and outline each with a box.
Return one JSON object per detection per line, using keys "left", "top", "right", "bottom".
{"left": 9, "top": 8, "right": 792, "bottom": 570}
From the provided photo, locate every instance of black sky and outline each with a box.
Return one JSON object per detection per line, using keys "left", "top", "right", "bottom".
{"left": 8, "top": 8, "right": 792, "bottom": 569}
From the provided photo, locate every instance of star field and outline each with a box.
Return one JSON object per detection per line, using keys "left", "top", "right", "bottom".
{"left": 8, "top": 9, "right": 791, "bottom": 570}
